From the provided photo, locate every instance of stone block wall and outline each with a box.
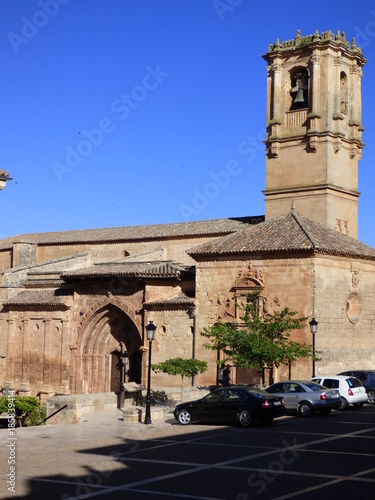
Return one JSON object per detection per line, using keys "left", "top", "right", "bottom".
{"left": 46, "top": 392, "right": 118, "bottom": 424}
{"left": 314, "top": 256, "right": 375, "bottom": 374}
{"left": 193, "top": 255, "right": 315, "bottom": 385}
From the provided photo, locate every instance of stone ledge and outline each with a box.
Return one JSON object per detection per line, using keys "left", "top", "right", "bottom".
{"left": 47, "top": 392, "right": 118, "bottom": 425}
{"left": 123, "top": 407, "right": 164, "bottom": 423}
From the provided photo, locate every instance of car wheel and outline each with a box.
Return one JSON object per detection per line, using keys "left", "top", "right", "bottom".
{"left": 298, "top": 402, "right": 313, "bottom": 417}
{"left": 319, "top": 409, "right": 331, "bottom": 415}
{"left": 339, "top": 397, "right": 348, "bottom": 410}
{"left": 177, "top": 409, "right": 192, "bottom": 425}
{"left": 367, "top": 390, "right": 375, "bottom": 404}
{"left": 237, "top": 410, "right": 252, "bottom": 427}
{"left": 353, "top": 402, "right": 364, "bottom": 408}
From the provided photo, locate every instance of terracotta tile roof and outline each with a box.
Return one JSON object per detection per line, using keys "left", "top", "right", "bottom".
{"left": 188, "top": 211, "right": 375, "bottom": 260}
{"left": 145, "top": 293, "right": 195, "bottom": 307}
{"left": 4, "top": 289, "right": 71, "bottom": 307}
{"left": 0, "top": 216, "right": 264, "bottom": 250}
{"left": 62, "top": 261, "right": 194, "bottom": 279}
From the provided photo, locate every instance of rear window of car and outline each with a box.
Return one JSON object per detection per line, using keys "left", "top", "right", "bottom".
{"left": 245, "top": 386, "right": 270, "bottom": 398}
{"left": 347, "top": 377, "right": 363, "bottom": 388}
{"left": 304, "top": 381, "right": 325, "bottom": 391}
{"left": 267, "top": 383, "right": 284, "bottom": 393}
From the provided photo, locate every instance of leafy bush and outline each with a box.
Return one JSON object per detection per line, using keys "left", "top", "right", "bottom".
{"left": 24, "top": 403, "right": 47, "bottom": 426}
{"left": 0, "top": 396, "right": 45, "bottom": 427}
{"left": 152, "top": 358, "right": 208, "bottom": 401}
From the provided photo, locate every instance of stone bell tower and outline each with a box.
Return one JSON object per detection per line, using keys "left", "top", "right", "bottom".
{"left": 262, "top": 30, "right": 367, "bottom": 238}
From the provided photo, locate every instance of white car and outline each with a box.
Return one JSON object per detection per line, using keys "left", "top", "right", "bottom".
{"left": 311, "top": 375, "right": 367, "bottom": 410}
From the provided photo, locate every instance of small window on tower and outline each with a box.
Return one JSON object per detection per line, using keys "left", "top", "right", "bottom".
{"left": 290, "top": 69, "right": 309, "bottom": 110}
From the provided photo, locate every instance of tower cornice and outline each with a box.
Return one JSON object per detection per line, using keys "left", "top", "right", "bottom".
{"left": 263, "top": 29, "right": 367, "bottom": 67}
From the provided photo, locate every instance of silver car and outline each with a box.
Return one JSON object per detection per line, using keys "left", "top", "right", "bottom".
{"left": 266, "top": 380, "right": 341, "bottom": 417}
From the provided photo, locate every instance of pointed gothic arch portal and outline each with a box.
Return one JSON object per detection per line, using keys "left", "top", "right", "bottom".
{"left": 78, "top": 304, "right": 142, "bottom": 394}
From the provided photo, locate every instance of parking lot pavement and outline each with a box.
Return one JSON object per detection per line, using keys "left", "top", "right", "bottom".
{"left": 1, "top": 405, "right": 375, "bottom": 499}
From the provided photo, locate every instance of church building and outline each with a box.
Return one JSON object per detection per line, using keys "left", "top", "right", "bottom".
{"left": 1, "top": 30, "right": 375, "bottom": 400}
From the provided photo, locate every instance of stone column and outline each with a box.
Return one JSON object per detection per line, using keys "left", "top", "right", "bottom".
{"left": 307, "top": 51, "right": 321, "bottom": 152}
{"left": 333, "top": 58, "right": 341, "bottom": 117}
{"left": 19, "top": 319, "right": 30, "bottom": 394}
{"left": 348, "top": 65, "right": 360, "bottom": 157}
{"left": 357, "top": 67, "right": 364, "bottom": 146}
{"left": 58, "top": 320, "right": 70, "bottom": 394}
{"left": 41, "top": 319, "right": 52, "bottom": 394}
{"left": 5, "top": 319, "right": 15, "bottom": 388}
{"left": 310, "top": 51, "right": 321, "bottom": 119}
{"left": 349, "top": 66, "right": 359, "bottom": 126}
{"left": 92, "top": 354, "right": 97, "bottom": 393}
{"left": 271, "top": 61, "right": 282, "bottom": 123}
{"left": 266, "top": 65, "right": 272, "bottom": 127}
{"left": 325, "top": 54, "right": 335, "bottom": 133}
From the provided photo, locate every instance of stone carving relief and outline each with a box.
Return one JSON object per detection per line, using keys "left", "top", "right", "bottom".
{"left": 336, "top": 219, "right": 348, "bottom": 235}
{"left": 218, "top": 263, "right": 285, "bottom": 322}
{"left": 217, "top": 296, "right": 236, "bottom": 320}
{"left": 347, "top": 292, "right": 362, "bottom": 324}
{"left": 219, "top": 263, "right": 285, "bottom": 322}
{"left": 262, "top": 296, "right": 275, "bottom": 318}
{"left": 234, "top": 262, "right": 264, "bottom": 288}
{"left": 352, "top": 271, "right": 359, "bottom": 289}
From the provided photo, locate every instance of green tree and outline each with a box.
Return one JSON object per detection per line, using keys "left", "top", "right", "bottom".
{"left": 201, "top": 289, "right": 317, "bottom": 386}
{"left": 152, "top": 358, "right": 208, "bottom": 402}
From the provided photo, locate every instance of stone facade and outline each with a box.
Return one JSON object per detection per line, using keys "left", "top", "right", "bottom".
{"left": 1, "top": 30, "right": 375, "bottom": 400}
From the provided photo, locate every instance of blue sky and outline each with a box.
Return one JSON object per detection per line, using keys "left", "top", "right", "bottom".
{"left": 1, "top": 0, "right": 375, "bottom": 246}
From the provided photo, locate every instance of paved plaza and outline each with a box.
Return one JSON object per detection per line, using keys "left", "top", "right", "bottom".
{"left": 1, "top": 404, "right": 375, "bottom": 499}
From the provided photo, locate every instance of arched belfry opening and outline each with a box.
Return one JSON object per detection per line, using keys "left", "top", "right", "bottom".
{"left": 76, "top": 304, "right": 142, "bottom": 394}
{"left": 289, "top": 67, "right": 309, "bottom": 110}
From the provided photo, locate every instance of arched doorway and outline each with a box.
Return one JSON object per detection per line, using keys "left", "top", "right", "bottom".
{"left": 76, "top": 304, "right": 142, "bottom": 394}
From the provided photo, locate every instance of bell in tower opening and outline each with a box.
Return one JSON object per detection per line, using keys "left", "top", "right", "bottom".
{"left": 290, "top": 70, "right": 308, "bottom": 110}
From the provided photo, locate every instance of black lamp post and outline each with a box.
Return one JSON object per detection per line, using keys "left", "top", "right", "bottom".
{"left": 309, "top": 317, "right": 318, "bottom": 377}
{"left": 119, "top": 351, "right": 129, "bottom": 409}
{"left": 120, "top": 351, "right": 129, "bottom": 408}
{"left": 144, "top": 321, "right": 156, "bottom": 424}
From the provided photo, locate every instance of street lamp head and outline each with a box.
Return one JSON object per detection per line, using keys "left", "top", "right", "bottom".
{"left": 146, "top": 321, "right": 157, "bottom": 341}
{"left": 309, "top": 317, "right": 318, "bottom": 334}
{"left": 121, "top": 352, "right": 129, "bottom": 366}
